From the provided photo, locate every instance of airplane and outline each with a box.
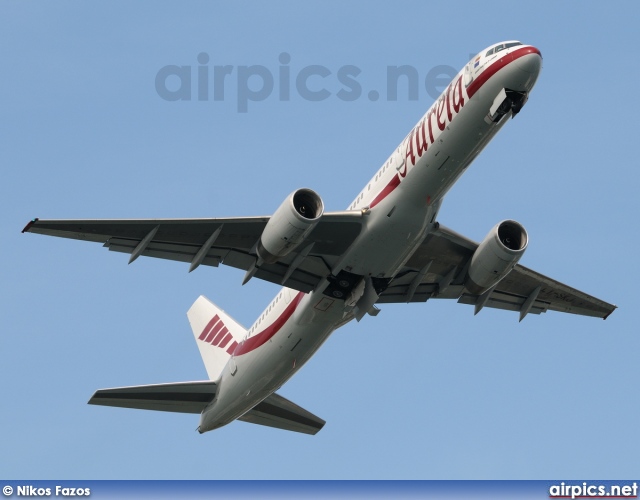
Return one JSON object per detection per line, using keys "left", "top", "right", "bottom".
{"left": 23, "top": 41, "right": 616, "bottom": 435}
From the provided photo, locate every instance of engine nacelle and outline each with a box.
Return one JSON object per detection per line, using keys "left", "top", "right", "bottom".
{"left": 466, "top": 220, "right": 528, "bottom": 295}
{"left": 257, "top": 188, "right": 324, "bottom": 264}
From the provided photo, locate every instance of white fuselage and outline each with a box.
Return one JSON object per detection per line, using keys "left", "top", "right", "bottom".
{"left": 199, "top": 42, "right": 542, "bottom": 432}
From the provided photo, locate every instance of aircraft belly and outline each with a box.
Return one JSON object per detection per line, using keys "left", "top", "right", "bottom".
{"left": 338, "top": 195, "right": 432, "bottom": 278}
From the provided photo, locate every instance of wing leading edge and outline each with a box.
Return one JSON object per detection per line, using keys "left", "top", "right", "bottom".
{"left": 22, "top": 212, "right": 363, "bottom": 294}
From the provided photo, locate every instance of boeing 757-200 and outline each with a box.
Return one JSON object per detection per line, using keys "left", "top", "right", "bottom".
{"left": 23, "top": 41, "right": 615, "bottom": 435}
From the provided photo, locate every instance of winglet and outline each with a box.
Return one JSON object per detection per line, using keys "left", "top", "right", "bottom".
{"left": 603, "top": 306, "right": 617, "bottom": 320}
{"left": 22, "top": 218, "right": 39, "bottom": 233}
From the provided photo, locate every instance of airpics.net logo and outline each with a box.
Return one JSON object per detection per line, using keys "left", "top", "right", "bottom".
{"left": 154, "top": 52, "right": 469, "bottom": 112}
{"left": 549, "top": 482, "right": 638, "bottom": 499}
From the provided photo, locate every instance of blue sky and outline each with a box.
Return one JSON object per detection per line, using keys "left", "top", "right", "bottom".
{"left": 1, "top": 1, "right": 638, "bottom": 479}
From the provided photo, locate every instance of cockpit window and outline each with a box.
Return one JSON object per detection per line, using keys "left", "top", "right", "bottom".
{"left": 485, "top": 42, "right": 523, "bottom": 58}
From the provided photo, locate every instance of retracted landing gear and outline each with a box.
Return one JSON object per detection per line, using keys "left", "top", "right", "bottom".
{"left": 324, "top": 270, "right": 390, "bottom": 299}
{"left": 323, "top": 271, "right": 391, "bottom": 321}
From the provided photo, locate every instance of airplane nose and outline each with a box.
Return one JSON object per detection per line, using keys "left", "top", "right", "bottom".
{"left": 514, "top": 47, "right": 542, "bottom": 75}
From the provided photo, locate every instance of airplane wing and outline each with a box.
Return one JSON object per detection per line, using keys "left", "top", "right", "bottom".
{"left": 238, "top": 392, "right": 326, "bottom": 435}
{"left": 88, "top": 381, "right": 217, "bottom": 413}
{"left": 23, "top": 216, "right": 615, "bottom": 319}
{"left": 22, "top": 213, "right": 363, "bottom": 293}
{"left": 377, "top": 224, "right": 616, "bottom": 320}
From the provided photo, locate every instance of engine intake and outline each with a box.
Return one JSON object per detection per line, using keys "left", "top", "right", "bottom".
{"left": 466, "top": 220, "right": 528, "bottom": 295}
{"left": 257, "top": 188, "right": 324, "bottom": 264}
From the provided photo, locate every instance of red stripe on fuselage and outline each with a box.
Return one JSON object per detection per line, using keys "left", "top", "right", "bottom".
{"left": 369, "top": 174, "right": 401, "bottom": 209}
{"left": 467, "top": 46, "right": 541, "bottom": 99}
{"left": 233, "top": 291, "right": 305, "bottom": 356}
{"left": 362, "top": 47, "right": 539, "bottom": 213}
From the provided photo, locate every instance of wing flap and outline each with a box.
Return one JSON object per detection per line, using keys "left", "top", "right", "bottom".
{"left": 457, "top": 289, "right": 549, "bottom": 315}
{"left": 88, "top": 381, "right": 217, "bottom": 414}
{"left": 105, "top": 237, "right": 226, "bottom": 267}
{"left": 238, "top": 392, "right": 325, "bottom": 435}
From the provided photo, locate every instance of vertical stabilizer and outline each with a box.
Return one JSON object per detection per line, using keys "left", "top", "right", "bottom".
{"left": 187, "top": 296, "right": 247, "bottom": 380}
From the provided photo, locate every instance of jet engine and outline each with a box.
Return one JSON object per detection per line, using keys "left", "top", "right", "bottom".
{"left": 465, "top": 220, "right": 528, "bottom": 295}
{"left": 256, "top": 188, "right": 324, "bottom": 264}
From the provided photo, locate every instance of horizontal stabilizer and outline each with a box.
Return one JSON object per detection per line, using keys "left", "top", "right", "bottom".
{"left": 239, "top": 392, "right": 325, "bottom": 435}
{"left": 88, "top": 381, "right": 217, "bottom": 414}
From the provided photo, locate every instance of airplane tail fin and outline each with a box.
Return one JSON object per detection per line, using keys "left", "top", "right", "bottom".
{"left": 187, "top": 295, "right": 247, "bottom": 380}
